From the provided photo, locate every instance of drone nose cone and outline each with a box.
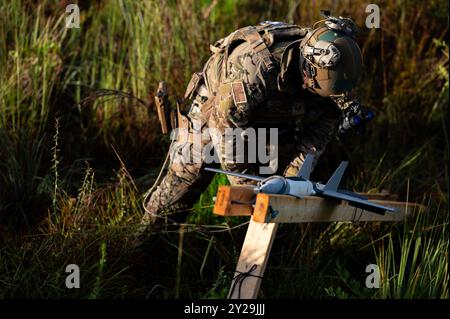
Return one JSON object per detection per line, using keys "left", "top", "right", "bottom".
{"left": 258, "top": 178, "right": 285, "bottom": 194}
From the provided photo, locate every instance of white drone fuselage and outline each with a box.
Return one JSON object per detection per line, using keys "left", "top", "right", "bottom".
{"left": 256, "top": 177, "right": 316, "bottom": 198}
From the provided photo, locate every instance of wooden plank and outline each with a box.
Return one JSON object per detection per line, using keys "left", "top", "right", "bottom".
{"left": 213, "top": 185, "right": 231, "bottom": 216}
{"left": 228, "top": 219, "right": 278, "bottom": 299}
{"left": 213, "top": 185, "right": 255, "bottom": 216}
{"left": 252, "top": 194, "right": 425, "bottom": 223}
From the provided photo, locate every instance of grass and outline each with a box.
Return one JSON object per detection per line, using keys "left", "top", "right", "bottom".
{"left": 0, "top": 0, "right": 448, "bottom": 298}
{"left": 375, "top": 208, "right": 448, "bottom": 298}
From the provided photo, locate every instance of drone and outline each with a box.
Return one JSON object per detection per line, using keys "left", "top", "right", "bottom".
{"left": 205, "top": 154, "right": 395, "bottom": 215}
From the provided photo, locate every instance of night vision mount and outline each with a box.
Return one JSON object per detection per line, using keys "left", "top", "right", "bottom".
{"left": 330, "top": 94, "right": 375, "bottom": 139}
{"left": 320, "top": 10, "right": 358, "bottom": 37}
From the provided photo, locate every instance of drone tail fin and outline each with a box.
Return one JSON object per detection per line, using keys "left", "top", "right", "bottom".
{"left": 323, "top": 161, "right": 349, "bottom": 191}
{"left": 296, "top": 154, "right": 314, "bottom": 180}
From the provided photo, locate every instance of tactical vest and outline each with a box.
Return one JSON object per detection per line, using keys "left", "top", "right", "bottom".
{"left": 209, "top": 22, "right": 309, "bottom": 82}
{"left": 184, "top": 22, "right": 308, "bottom": 100}
{"left": 182, "top": 22, "right": 310, "bottom": 132}
{"left": 211, "top": 23, "right": 336, "bottom": 131}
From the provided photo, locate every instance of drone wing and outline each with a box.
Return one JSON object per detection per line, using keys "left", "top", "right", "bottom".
{"left": 316, "top": 190, "right": 396, "bottom": 215}
{"left": 204, "top": 167, "right": 265, "bottom": 182}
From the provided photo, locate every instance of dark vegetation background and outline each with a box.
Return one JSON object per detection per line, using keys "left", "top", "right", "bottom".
{"left": 0, "top": 0, "right": 448, "bottom": 298}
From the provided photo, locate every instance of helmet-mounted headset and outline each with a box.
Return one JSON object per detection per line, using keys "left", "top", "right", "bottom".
{"left": 299, "top": 10, "right": 363, "bottom": 97}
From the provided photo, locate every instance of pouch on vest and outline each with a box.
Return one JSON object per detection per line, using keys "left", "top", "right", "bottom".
{"left": 216, "top": 80, "right": 250, "bottom": 128}
{"left": 184, "top": 72, "right": 204, "bottom": 100}
{"left": 155, "top": 81, "right": 173, "bottom": 134}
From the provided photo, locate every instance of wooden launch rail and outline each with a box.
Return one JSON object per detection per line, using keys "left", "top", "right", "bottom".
{"left": 212, "top": 185, "right": 425, "bottom": 299}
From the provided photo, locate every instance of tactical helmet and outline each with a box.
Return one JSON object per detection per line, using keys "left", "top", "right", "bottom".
{"left": 299, "top": 11, "right": 363, "bottom": 97}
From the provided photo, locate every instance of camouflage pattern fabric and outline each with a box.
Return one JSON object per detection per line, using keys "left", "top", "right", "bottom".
{"left": 141, "top": 23, "right": 342, "bottom": 227}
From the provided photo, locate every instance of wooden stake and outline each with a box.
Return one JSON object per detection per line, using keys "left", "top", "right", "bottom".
{"left": 228, "top": 219, "right": 278, "bottom": 299}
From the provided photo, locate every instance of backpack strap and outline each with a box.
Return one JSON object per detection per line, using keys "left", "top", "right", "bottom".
{"left": 224, "top": 26, "right": 276, "bottom": 79}
{"left": 238, "top": 26, "right": 276, "bottom": 71}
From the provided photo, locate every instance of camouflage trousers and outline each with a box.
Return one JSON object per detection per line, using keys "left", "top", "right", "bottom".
{"left": 141, "top": 112, "right": 250, "bottom": 225}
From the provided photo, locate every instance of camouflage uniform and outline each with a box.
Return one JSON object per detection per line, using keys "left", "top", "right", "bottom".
{"left": 141, "top": 23, "right": 341, "bottom": 225}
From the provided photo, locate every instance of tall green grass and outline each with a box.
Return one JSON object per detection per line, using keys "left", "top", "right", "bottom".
{"left": 375, "top": 210, "right": 448, "bottom": 298}
{"left": 322, "top": 203, "right": 448, "bottom": 299}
